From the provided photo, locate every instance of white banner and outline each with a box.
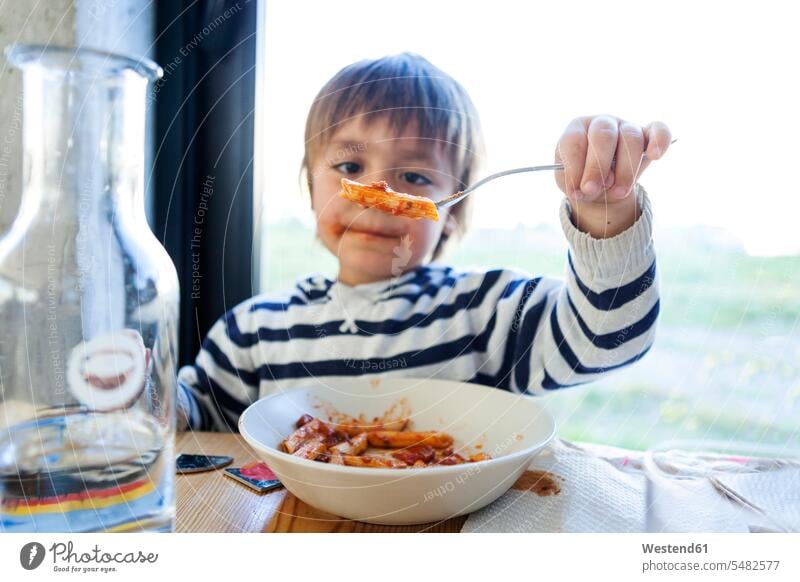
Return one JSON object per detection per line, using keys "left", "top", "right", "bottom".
{"left": 1, "top": 533, "right": 799, "bottom": 581}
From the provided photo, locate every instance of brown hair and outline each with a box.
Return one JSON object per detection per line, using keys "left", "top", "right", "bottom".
{"left": 301, "top": 53, "right": 485, "bottom": 259}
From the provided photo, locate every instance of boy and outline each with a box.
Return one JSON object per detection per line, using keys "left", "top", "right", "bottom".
{"left": 177, "top": 53, "right": 670, "bottom": 431}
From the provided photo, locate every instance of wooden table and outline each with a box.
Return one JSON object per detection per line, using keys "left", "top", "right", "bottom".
{"left": 176, "top": 432, "right": 470, "bottom": 532}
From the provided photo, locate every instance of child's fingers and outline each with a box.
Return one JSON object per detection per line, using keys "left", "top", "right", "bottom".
{"left": 580, "top": 116, "right": 619, "bottom": 199}
{"left": 556, "top": 116, "right": 670, "bottom": 202}
{"left": 610, "top": 122, "right": 645, "bottom": 199}
{"left": 644, "top": 121, "right": 672, "bottom": 160}
{"left": 555, "top": 117, "right": 588, "bottom": 197}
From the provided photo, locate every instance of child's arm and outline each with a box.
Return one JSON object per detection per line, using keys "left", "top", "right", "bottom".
{"left": 176, "top": 305, "right": 259, "bottom": 432}
{"left": 474, "top": 116, "right": 667, "bottom": 392}
{"left": 473, "top": 193, "right": 657, "bottom": 393}
{"left": 535, "top": 184, "right": 658, "bottom": 389}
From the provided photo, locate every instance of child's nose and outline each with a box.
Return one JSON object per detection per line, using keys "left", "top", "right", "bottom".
{"left": 362, "top": 168, "right": 394, "bottom": 186}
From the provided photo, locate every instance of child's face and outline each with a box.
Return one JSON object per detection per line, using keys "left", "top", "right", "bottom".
{"left": 309, "top": 117, "right": 458, "bottom": 285}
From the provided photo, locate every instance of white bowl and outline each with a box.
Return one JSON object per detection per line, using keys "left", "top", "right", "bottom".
{"left": 239, "top": 377, "right": 556, "bottom": 525}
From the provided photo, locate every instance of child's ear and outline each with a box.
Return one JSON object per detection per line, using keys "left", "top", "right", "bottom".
{"left": 301, "top": 165, "right": 315, "bottom": 210}
{"left": 307, "top": 183, "right": 315, "bottom": 211}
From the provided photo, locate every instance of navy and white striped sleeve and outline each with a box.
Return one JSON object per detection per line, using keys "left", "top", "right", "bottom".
{"left": 501, "top": 185, "right": 659, "bottom": 393}
{"left": 176, "top": 304, "right": 260, "bottom": 432}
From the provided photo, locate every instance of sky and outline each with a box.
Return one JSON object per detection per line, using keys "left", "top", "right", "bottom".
{"left": 259, "top": 0, "right": 799, "bottom": 256}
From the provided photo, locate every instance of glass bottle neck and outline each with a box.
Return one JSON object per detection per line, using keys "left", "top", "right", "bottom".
{"left": 17, "top": 66, "right": 149, "bottom": 228}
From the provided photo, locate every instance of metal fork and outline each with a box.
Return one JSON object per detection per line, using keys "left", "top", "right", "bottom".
{"left": 436, "top": 138, "right": 677, "bottom": 209}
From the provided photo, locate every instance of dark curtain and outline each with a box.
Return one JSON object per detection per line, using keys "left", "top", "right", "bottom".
{"left": 153, "top": 0, "right": 258, "bottom": 366}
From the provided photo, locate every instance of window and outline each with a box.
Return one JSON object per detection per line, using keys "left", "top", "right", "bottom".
{"left": 257, "top": 1, "right": 800, "bottom": 450}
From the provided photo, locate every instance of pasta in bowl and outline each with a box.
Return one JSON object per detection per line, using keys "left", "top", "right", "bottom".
{"left": 239, "top": 377, "right": 556, "bottom": 525}
{"left": 279, "top": 412, "right": 491, "bottom": 468}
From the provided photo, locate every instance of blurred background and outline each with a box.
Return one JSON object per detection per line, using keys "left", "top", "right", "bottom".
{"left": 0, "top": 0, "right": 797, "bottom": 451}
{"left": 258, "top": 1, "right": 800, "bottom": 450}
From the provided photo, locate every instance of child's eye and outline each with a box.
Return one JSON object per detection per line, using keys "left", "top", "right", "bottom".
{"left": 400, "top": 172, "right": 433, "bottom": 186}
{"left": 333, "top": 162, "right": 362, "bottom": 175}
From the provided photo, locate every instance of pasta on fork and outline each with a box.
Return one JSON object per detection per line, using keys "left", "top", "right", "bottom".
{"left": 339, "top": 178, "right": 440, "bottom": 221}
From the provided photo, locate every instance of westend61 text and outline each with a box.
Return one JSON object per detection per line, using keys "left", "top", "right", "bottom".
{"left": 642, "top": 543, "right": 708, "bottom": 554}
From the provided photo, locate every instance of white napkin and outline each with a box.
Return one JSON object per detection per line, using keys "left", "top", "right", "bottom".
{"left": 647, "top": 451, "right": 800, "bottom": 532}
{"left": 714, "top": 468, "right": 800, "bottom": 532}
{"left": 463, "top": 439, "right": 646, "bottom": 532}
{"left": 462, "top": 439, "right": 799, "bottom": 533}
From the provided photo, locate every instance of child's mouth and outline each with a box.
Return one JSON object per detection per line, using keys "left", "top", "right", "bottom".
{"left": 337, "top": 221, "right": 403, "bottom": 240}
{"left": 346, "top": 227, "right": 397, "bottom": 240}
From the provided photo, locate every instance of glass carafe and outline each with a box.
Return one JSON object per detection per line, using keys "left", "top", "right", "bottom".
{"left": 0, "top": 45, "right": 178, "bottom": 532}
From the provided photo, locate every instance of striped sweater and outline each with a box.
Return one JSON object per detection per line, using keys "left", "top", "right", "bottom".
{"left": 177, "top": 190, "right": 659, "bottom": 432}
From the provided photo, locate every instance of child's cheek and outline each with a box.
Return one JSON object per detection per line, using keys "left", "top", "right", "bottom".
{"left": 312, "top": 190, "right": 346, "bottom": 225}
{"left": 407, "top": 221, "right": 443, "bottom": 261}
{"left": 310, "top": 172, "right": 344, "bottom": 208}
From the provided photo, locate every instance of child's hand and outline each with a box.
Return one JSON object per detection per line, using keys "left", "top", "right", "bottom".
{"left": 554, "top": 115, "right": 672, "bottom": 238}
